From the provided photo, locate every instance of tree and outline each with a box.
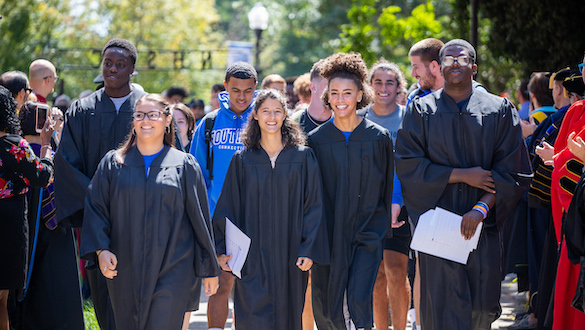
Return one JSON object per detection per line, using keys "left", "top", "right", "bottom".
{"left": 337, "top": 0, "right": 446, "bottom": 87}
{"left": 478, "top": 0, "right": 585, "bottom": 77}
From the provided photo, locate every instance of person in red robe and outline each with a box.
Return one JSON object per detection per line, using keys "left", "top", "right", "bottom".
{"left": 541, "top": 62, "right": 585, "bottom": 328}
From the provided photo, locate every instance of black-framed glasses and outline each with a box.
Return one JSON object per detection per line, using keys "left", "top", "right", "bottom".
{"left": 24, "top": 87, "right": 33, "bottom": 94}
{"left": 43, "top": 75, "right": 59, "bottom": 83}
{"left": 133, "top": 111, "right": 164, "bottom": 121}
{"left": 442, "top": 55, "right": 471, "bottom": 67}
{"left": 579, "top": 63, "right": 584, "bottom": 74}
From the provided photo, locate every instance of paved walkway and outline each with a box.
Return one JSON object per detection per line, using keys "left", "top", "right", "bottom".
{"left": 187, "top": 273, "right": 525, "bottom": 329}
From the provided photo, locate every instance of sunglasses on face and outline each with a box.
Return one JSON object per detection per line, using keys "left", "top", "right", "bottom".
{"left": 441, "top": 55, "right": 471, "bottom": 67}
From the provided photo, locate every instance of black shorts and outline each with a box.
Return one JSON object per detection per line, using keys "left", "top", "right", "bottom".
{"left": 383, "top": 206, "right": 412, "bottom": 256}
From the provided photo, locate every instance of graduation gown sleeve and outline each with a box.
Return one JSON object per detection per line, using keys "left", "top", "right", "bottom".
{"left": 489, "top": 98, "right": 533, "bottom": 227}
{"left": 184, "top": 154, "right": 221, "bottom": 277}
{"left": 212, "top": 151, "right": 243, "bottom": 256}
{"left": 298, "top": 148, "right": 329, "bottom": 264}
{"left": 54, "top": 99, "right": 92, "bottom": 226}
{"left": 79, "top": 150, "right": 115, "bottom": 267}
{"left": 395, "top": 99, "right": 453, "bottom": 223}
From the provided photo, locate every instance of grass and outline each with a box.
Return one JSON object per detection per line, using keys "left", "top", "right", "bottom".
{"left": 83, "top": 299, "right": 100, "bottom": 330}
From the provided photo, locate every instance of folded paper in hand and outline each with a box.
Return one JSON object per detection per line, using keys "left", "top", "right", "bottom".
{"left": 225, "top": 217, "right": 251, "bottom": 279}
{"left": 410, "top": 207, "right": 482, "bottom": 264}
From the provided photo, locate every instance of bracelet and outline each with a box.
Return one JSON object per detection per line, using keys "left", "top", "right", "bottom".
{"left": 96, "top": 250, "right": 102, "bottom": 257}
{"left": 41, "top": 144, "right": 52, "bottom": 150}
{"left": 472, "top": 202, "right": 489, "bottom": 220}
{"left": 476, "top": 201, "right": 489, "bottom": 212}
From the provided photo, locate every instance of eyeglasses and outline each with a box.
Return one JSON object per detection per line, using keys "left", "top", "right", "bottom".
{"left": 441, "top": 55, "right": 471, "bottom": 67}
{"left": 24, "top": 87, "right": 33, "bottom": 94}
{"left": 43, "top": 75, "right": 59, "bottom": 83}
{"left": 133, "top": 110, "right": 164, "bottom": 121}
{"left": 579, "top": 63, "right": 584, "bottom": 74}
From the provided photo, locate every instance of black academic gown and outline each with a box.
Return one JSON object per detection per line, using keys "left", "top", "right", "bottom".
{"left": 54, "top": 87, "right": 146, "bottom": 330}
{"left": 396, "top": 89, "right": 532, "bottom": 330}
{"left": 80, "top": 146, "right": 220, "bottom": 330}
{"left": 213, "top": 146, "right": 329, "bottom": 330}
{"left": 307, "top": 119, "right": 394, "bottom": 329}
{"left": 54, "top": 88, "right": 147, "bottom": 227}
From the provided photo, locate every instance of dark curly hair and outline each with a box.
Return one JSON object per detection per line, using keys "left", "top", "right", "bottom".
{"left": 18, "top": 101, "right": 43, "bottom": 136}
{"left": 0, "top": 85, "right": 22, "bottom": 135}
{"left": 320, "top": 53, "right": 374, "bottom": 111}
{"left": 241, "top": 89, "right": 306, "bottom": 149}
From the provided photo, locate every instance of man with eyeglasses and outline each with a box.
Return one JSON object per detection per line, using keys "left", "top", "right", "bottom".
{"left": 55, "top": 38, "right": 146, "bottom": 330}
{"left": 396, "top": 39, "right": 532, "bottom": 330}
{"left": 0, "top": 70, "right": 32, "bottom": 109}
{"left": 28, "top": 59, "right": 58, "bottom": 104}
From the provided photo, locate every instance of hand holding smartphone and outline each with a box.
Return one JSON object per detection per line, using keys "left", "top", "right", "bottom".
{"left": 35, "top": 104, "right": 50, "bottom": 134}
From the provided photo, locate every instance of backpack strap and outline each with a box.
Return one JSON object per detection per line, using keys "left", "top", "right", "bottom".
{"left": 204, "top": 110, "right": 218, "bottom": 180}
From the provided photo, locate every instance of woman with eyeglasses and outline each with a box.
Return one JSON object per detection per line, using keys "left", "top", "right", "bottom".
{"left": 80, "top": 94, "right": 220, "bottom": 329}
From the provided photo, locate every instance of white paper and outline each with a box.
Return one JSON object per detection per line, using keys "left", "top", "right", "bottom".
{"left": 225, "top": 217, "right": 251, "bottom": 279}
{"left": 410, "top": 207, "right": 483, "bottom": 265}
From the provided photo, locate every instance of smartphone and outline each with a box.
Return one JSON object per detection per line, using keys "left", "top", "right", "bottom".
{"left": 35, "top": 104, "right": 50, "bottom": 133}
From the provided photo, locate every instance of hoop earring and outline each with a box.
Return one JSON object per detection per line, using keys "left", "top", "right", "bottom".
{"left": 165, "top": 126, "right": 170, "bottom": 134}
{"left": 132, "top": 127, "right": 136, "bottom": 135}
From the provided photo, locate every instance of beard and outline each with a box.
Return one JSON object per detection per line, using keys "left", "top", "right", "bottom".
{"left": 419, "top": 73, "right": 437, "bottom": 91}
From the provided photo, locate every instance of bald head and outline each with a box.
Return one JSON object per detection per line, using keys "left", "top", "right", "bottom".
{"left": 29, "top": 59, "right": 57, "bottom": 98}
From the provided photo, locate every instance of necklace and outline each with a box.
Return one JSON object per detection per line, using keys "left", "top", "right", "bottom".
{"left": 306, "top": 111, "right": 332, "bottom": 127}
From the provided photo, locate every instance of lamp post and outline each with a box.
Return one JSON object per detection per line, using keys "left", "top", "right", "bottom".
{"left": 248, "top": 3, "right": 269, "bottom": 76}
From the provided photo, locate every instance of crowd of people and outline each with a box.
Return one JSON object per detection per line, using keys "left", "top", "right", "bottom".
{"left": 1, "top": 35, "right": 585, "bottom": 330}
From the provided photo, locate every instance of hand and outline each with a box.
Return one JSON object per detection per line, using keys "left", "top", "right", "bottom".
{"left": 460, "top": 209, "right": 483, "bottom": 240}
{"left": 391, "top": 203, "right": 405, "bottom": 228}
{"left": 520, "top": 119, "right": 537, "bottom": 138}
{"left": 567, "top": 132, "right": 585, "bottom": 163}
{"left": 296, "top": 257, "right": 313, "bottom": 271}
{"left": 217, "top": 254, "right": 232, "bottom": 271}
{"left": 203, "top": 276, "right": 219, "bottom": 296}
{"left": 462, "top": 167, "right": 495, "bottom": 193}
{"left": 51, "top": 107, "right": 64, "bottom": 132}
{"left": 535, "top": 140, "right": 555, "bottom": 166}
{"left": 97, "top": 250, "right": 118, "bottom": 279}
{"left": 39, "top": 115, "right": 55, "bottom": 146}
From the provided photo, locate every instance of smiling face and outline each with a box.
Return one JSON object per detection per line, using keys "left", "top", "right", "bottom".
{"left": 102, "top": 47, "right": 135, "bottom": 97}
{"left": 371, "top": 69, "right": 399, "bottom": 107}
{"left": 410, "top": 55, "right": 438, "bottom": 91}
{"left": 133, "top": 101, "right": 172, "bottom": 144}
{"left": 173, "top": 109, "right": 188, "bottom": 142}
{"left": 441, "top": 45, "right": 476, "bottom": 88}
{"left": 327, "top": 78, "right": 363, "bottom": 119}
{"left": 224, "top": 77, "right": 257, "bottom": 114}
{"left": 253, "top": 97, "right": 286, "bottom": 137}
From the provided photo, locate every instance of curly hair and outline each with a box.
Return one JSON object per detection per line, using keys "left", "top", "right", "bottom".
{"left": 0, "top": 85, "right": 21, "bottom": 135}
{"left": 241, "top": 89, "right": 306, "bottom": 149}
{"left": 116, "top": 94, "right": 175, "bottom": 163}
{"left": 320, "top": 53, "right": 374, "bottom": 111}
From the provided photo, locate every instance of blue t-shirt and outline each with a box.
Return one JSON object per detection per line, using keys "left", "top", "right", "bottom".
{"left": 142, "top": 148, "right": 163, "bottom": 176}
{"left": 329, "top": 118, "right": 352, "bottom": 144}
